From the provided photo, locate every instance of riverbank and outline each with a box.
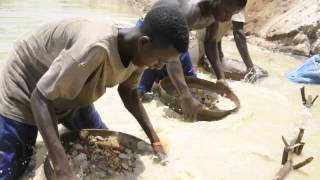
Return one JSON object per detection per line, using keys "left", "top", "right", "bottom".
{"left": 246, "top": 0, "right": 320, "bottom": 57}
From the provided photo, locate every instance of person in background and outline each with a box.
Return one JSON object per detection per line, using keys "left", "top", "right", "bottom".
{"left": 198, "top": 10, "right": 263, "bottom": 82}
{"left": 146, "top": 0, "right": 247, "bottom": 120}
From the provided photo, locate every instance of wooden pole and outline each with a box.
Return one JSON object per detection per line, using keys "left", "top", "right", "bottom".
{"left": 293, "top": 128, "right": 304, "bottom": 154}
{"left": 311, "top": 95, "right": 319, "bottom": 105}
{"left": 300, "top": 86, "right": 306, "bottom": 105}
{"left": 281, "top": 147, "right": 290, "bottom": 165}
{"left": 295, "top": 142, "right": 305, "bottom": 155}
{"left": 293, "top": 157, "right": 314, "bottom": 170}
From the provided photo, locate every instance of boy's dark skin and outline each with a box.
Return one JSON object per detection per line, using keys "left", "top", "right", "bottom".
{"left": 217, "top": 21, "right": 255, "bottom": 79}
{"left": 150, "top": 0, "right": 244, "bottom": 117}
{"left": 30, "top": 27, "right": 179, "bottom": 180}
{"left": 232, "top": 21, "right": 254, "bottom": 73}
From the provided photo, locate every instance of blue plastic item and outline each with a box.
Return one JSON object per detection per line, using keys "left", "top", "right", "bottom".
{"left": 287, "top": 54, "right": 320, "bottom": 84}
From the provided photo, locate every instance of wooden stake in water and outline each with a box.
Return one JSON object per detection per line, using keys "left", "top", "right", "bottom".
{"left": 274, "top": 128, "right": 314, "bottom": 180}
{"left": 300, "top": 86, "right": 319, "bottom": 108}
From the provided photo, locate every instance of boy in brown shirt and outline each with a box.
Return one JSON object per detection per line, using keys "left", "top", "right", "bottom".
{"left": 0, "top": 7, "right": 189, "bottom": 179}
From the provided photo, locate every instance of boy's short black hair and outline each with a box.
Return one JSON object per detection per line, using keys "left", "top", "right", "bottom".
{"left": 226, "top": 0, "right": 247, "bottom": 8}
{"left": 140, "top": 7, "right": 189, "bottom": 53}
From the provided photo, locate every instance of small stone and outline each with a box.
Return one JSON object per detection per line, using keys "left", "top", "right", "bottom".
{"left": 91, "top": 153, "right": 104, "bottom": 162}
{"left": 137, "top": 141, "right": 150, "bottom": 151}
{"left": 107, "top": 169, "right": 115, "bottom": 175}
{"left": 104, "top": 151, "right": 111, "bottom": 157}
{"left": 96, "top": 136, "right": 104, "bottom": 141}
{"left": 71, "top": 150, "right": 78, "bottom": 157}
{"left": 119, "top": 153, "right": 129, "bottom": 159}
{"left": 74, "top": 153, "right": 87, "bottom": 161}
{"left": 125, "top": 149, "right": 132, "bottom": 154}
{"left": 80, "top": 160, "right": 89, "bottom": 169}
{"left": 115, "top": 156, "right": 121, "bottom": 163}
{"left": 73, "top": 143, "right": 83, "bottom": 150}
{"left": 97, "top": 171, "right": 107, "bottom": 178}
{"left": 79, "top": 130, "right": 89, "bottom": 140}
{"left": 97, "top": 162, "right": 108, "bottom": 171}
{"left": 121, "top": 162, "right": 129, "bottom": 170}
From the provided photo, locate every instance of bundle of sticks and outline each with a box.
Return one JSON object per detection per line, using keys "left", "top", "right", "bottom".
{"left": 273, "top": 128, "right": 314, "bottom": 180}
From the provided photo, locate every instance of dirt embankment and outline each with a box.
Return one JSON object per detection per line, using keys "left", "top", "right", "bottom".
{"left": 246, "top": 0, "right": 320, "bottom": 56}
{"left": 127, "top": 0, "right": 153, "bottom": 12}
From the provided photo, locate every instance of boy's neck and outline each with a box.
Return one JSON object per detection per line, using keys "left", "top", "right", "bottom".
{"left": 117, "top": 28, "right": 140, "bottom": 68}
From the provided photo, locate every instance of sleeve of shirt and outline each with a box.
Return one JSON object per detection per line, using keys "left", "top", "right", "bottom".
{"left": 120, "top": 68, "right": 144, "bottom": 90}
{"left": 231, "top": 10, "right": 246, "bottom": 22}
{"left": 36, "top": 46, "right": 107, "bottom": 100}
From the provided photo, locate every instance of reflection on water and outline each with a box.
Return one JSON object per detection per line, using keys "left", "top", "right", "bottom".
{"left": 1, "top": 0, "right": 320, "bottom": 180}
{"left": 0, "top": 0, "right": 140, "bottom": 61}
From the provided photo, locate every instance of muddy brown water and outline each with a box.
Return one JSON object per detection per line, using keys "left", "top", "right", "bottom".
{"left": 0, "top": 0, "right": 319, "bottom": 179}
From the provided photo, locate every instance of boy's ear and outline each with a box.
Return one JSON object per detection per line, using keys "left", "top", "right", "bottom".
{"left": 138, "top": 36, "right": 151, "bottom": 50}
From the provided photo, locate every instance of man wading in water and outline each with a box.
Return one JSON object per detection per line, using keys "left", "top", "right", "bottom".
{"left": 0, "top": 7, "right": 191, "bottom": 180}
{"left": 148, "top": 0, "right": 247, "bottom": 100}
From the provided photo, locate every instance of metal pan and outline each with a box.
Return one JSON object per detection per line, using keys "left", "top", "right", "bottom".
{"left": 159, "top": 76, "right": 240, "bottom": 121}
{"left": 44, "top": 129, "right": 152, "bottom": 180}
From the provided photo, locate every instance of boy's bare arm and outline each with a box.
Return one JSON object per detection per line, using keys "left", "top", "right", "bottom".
{"left": 232, "top": 21, "right": 254, "bottom": 70}
{"left": 30, "top": 88, "right": 77, "bottom": 180}
{"left": 118, "top": 69, "right": 166, "bottom": 160}
{"left": 166, "top": 59, "right": 203, "bottom": 120}
{"left": 204, "top": 22, "right": 225, "bottom": 80}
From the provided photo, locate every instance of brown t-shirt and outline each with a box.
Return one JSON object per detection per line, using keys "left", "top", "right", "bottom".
{"left": 0, "top": 18, "right": 141, "bottom": 125}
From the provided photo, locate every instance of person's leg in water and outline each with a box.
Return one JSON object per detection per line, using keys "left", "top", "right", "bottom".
{"left": 62, "top": 104, "right": 107, "bottom": 130}
{"left": 137, "top": 69, "right": 157, "bottom": 94}
{"left": 137, "top": 68, "right": 161, "bottom": 101}
{"left": 179, "top": 51, "right": 197, "bottom": 77}
{"left": 138, "top": 51, "right": 196, "bottom": 98}
{"left": 0, "top": 114, "right": 38, "bottom": 180}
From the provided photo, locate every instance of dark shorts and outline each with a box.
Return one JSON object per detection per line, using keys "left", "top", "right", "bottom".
{"left": 137, "top": 51, "right": 196, "bottom": 93}
{"left": 0, "top": 105, "right": 106, "bottom": 180}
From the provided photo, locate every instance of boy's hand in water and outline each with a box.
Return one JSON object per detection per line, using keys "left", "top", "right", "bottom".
{"left": 152, "top": 141, "right": 168, "bottom": 165}
{"left": 244, "top": 67, "right": 257, "bottom": 83}
{"left": 244, "top": 67, "right": 269, "bottom": 83}
{"left": 216, "top": 79, "right": 229, "bottom": 88}
{"left": 180, "top": 95, "right": 204, "bottom": 121}
{"left": 55, "top": 165, "right": 78, "bottom": 180}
